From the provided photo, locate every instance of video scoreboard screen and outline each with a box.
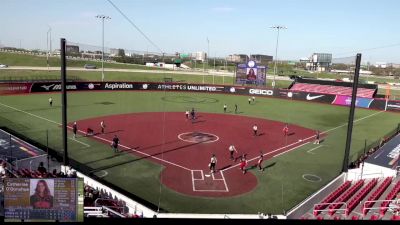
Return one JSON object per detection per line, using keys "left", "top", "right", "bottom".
{"left": 236, "top": 60, "right": 267, "bottom": 86}
{"left": 4, "top": 178, "right": 84, "bottom": 222}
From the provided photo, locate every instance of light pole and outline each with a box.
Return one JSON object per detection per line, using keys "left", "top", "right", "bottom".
{"left": 46, "top": 26, "right": 52, "bottom": 71}
{"left": 96, "top": 15, "right": 111, "bottom": 81}
{"left": 270, "top": 25, "right": 287, "bottom": 88}
{"left": 207, "top": 37, "right": 210, "bottom": 73}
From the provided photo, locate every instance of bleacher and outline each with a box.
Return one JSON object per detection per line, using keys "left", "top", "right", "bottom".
{"left": 291, "top": 83, "right": 376, "bottom": 98}
{"left": 303, "top": 177, "right": 400, "bottom": 220}
{"left": 289, "top": 77, "right": 378, "bottom": 98}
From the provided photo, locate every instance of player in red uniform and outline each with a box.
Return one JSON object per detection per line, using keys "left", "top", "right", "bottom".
{"left": 239, "top": 154, "right": 247, "bottom": 174}
{"left": 283, "top": 123, "right": 289, "bottom": 136}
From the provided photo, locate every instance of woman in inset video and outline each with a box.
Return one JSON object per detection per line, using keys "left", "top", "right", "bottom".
{"left": 30, "top": 179, "right": 54, "bottom": 209}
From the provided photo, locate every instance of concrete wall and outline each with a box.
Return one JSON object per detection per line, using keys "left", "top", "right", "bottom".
{"left": 286, "top": 173, "right": 346, "bottom": 219}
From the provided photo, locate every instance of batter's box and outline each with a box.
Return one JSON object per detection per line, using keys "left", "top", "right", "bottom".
{"left": 191, "top": 170, "right": 204, "bottom": 180}
{"left": 191, "top": 170, "right": 229, "bottom": 192}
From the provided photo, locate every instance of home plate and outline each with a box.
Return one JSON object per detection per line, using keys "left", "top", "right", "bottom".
{"left": 205, "top": 174, "right": 211, "bottom": 177}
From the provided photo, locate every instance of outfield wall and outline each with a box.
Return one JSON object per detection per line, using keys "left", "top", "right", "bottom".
{"left": 1, "top": 81, "right": 399, "bottom": 112}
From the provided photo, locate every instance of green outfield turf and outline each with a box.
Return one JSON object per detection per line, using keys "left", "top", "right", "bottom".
{"left": 0, "top": 69, "right": 294, "bottom": 89}
{"left": 0, "top": 90, "right": 398, "bottom": 214}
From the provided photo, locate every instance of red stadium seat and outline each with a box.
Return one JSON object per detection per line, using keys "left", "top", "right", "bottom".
{"left": 392, "top": 215, "right": 400, "bottom": 220}
{"left": 351, "top": 215, "right": 359, "bottom": 220}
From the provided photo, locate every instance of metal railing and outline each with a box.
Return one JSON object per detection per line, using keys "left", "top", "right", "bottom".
{"left": 362, "top": 199, "right": 400, "bottom": 215}
{"left": 313, "top": 202, "right": 348, "bottom": 216}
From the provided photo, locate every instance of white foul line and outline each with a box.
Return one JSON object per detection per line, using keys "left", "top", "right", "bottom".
{"left": 78, "top": 129, "right": 192, "bottom": 171}
{"left": 220, "top": 171, "right": 229, "bottom": 192}
{"left": 0, "top": 102, "right": 385, "bottom": 175}
{"left": 223, "top": 110, "right": 385, "bottom": 172}
{"left": 68, "top": 137, "right": 90, "bottom": 148}
{"left": 0, "top": 102, "right": 90, "bottom": 148}
{"left": 306, "top": 145, "right": 323, "bottom": 155}
{"left": 273, "top": 142, "right": 309, "bottom": 158}
{"left": 0, "top": 101, "right": 191, "bottom": 171}
{"left": 321, "top": 110, "right": 384, "bottom": 134}
{"left": 191, "top": 170, "right": 196, "bottom": 192}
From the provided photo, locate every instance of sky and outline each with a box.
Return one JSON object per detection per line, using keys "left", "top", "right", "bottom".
{"left": 1, "top": 0, "right": 400, "bottom": 63}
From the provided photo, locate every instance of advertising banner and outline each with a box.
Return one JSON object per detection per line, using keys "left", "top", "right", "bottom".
{"left": 332, "top": 95, "right": 374, "bottom": 108}
{"left": 386, "top": 100, "right": 400, "bottom": 112}
{"left": 365, "top": 134, "right": 400, "bottom": 169}
{"left": 2, "top": 81, "right": 398, "bottom": 113}
{"left": 0, "top": 83, "right": 32, "bottom": 95}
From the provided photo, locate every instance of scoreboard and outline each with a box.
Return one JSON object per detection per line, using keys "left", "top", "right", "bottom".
{"left": 4, "top": 178, "right": 83, "bottom": 222}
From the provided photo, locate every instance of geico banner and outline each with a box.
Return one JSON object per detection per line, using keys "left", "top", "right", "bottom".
{"left": 248, "top": 88, "right": 274, "bottom": 96}
{"left": 0, "top": 83, "right": 32, "bottom": 94}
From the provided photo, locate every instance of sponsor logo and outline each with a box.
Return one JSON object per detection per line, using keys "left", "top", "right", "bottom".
{"left": 306, "top": 94, "right": 325, "bottom": 101}
{"left": 41, "top": 84, "right": 55, "bottom": 91}
{"left": 388, "top": 104, "right": 400, "bottom": 109}
{"left": 387, "top": 144, "right": 400, "bottom": 160}
{"left": 249, "top": 89, "right": 273, "bottom": 96}
{"left": 157, "top": 84, "right": 186, "bottom": 90}
{"left": 187, "top": 85, "right": 218, "bottom": 91}
{"left": 41, "top": 84, "right": 77, "bottom": 91}
{"left": 178, "top": 132, "right": 219, "bottom": 143}
{"left": 105, "top": 83, "right": 133, "bottom": 90}
{"left": 88, "top": 83, "right": 94, "bottom": 89}
{"left": 54, "top": 84, "right": 77, "bottom": 90}
{"left": 142, "top": 84, "right": 148, "bottom": 90}
{"left": 344, "top": 98, "right": 359, "bottom": 105}
{"left": 230, "top": 87, "right": 236, "bottom": 93}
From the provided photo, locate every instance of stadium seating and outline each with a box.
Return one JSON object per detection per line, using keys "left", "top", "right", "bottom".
{"left": 290, "top": 83, "right": 375, "bottom": 98}
{"left": 362, "top": 177, "right": 393, "bottom": 215}
{"left": 328, "top": 179, "right": 364, "bottom": 215}
{"left": 351, "top": 215, "right": 359, "bottom": 220}
{"left": 370, "top": 214, "right": 380, "bottom": 220}
{"left": 380, "top": 180, "right": 400, "bottom": 216}
{"left": 392, "top": 215, "right": 400, "bottom": 220}
{"left": 313, "top": 180, "right": 352, "bottom": 216}
{"left": 346, "top": 178, "right": 378, "bottom": 216}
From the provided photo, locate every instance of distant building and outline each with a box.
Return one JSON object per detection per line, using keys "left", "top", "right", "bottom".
{"left": 226, "top": 54, "right": 248, "bottom": 63}
{"left": 374, "top": 62, "right": 387, "bottom": 68}
{"left": 191, "top": 52, "right": 207, "bottom": 62}
{"left": 66, "top": 45, "right": 79, "bottom": 54}
{"left": 81, "top": 51, "right": 102, "bottom": 59}
{"left": 306, "top": 53, "right": 332, "bottom": 72}
{"left": 390, "top": 63, "right": 400, "bottom": 69}
{"left": 110, "top": 48, "right": 125, "bottom": 57}
{"left": 250, "top": 54, "right": 273, "bottom": 64}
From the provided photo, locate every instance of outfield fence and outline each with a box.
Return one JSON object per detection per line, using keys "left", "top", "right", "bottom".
{"left": 349, "top": 123, "right": 400, "bottom": 165}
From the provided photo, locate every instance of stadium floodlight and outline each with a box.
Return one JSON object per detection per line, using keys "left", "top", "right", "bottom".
{"left": 270, "top": 25, "right": 287, "bottom": 87}
{"left": 95, "top": 15, "right": 111, "bottom": 81}
{"left": 46, "top": 26, "right": 52, "bottom": 72}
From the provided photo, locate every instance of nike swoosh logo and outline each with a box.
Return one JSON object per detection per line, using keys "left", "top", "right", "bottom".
{"left": 306, "top": 94, "right": 324, "bottom": 100}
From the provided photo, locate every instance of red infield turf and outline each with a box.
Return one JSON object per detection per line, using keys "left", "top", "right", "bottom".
{"left": 72, "top": 112, "right": 316, "bottom": 197}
